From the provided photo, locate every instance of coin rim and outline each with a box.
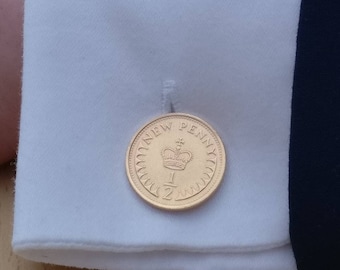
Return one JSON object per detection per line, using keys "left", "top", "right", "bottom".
{"left": 125, "top": 113, "right": 226, "bottom": 210}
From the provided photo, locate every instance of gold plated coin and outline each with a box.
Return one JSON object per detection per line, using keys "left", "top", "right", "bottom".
{"left": 126, "top": 113, "right": 226, "bottom": 210}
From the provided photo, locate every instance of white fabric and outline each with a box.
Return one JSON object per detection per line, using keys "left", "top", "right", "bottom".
{"left": 13, "top": 0, "right": 301, "bottom": 269}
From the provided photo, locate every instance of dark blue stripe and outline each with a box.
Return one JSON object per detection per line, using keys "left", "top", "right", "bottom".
{"left": 290, "top": 1, "right": 340, "bottom": 269}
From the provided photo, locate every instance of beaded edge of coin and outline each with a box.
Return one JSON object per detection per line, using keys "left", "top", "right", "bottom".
{"left": 126, "top": 113, "right": 226, "bottom": 211}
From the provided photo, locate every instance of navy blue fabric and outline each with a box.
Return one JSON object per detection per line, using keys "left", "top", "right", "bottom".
{"left": 290, "top": 0, "right": 340, "bottom": 269}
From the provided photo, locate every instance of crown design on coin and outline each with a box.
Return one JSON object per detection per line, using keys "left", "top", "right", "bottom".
{"left": 161, "top": 138, "right": 193, "bottom": 171}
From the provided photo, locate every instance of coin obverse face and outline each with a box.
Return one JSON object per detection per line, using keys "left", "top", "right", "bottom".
{"left": 126, "top": 113, "right": 226, "bottom": 210}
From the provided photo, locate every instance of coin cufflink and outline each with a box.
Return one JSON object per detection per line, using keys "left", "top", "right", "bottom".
{"left": 126, "top": 113, "right": 226, "bottom": 210}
